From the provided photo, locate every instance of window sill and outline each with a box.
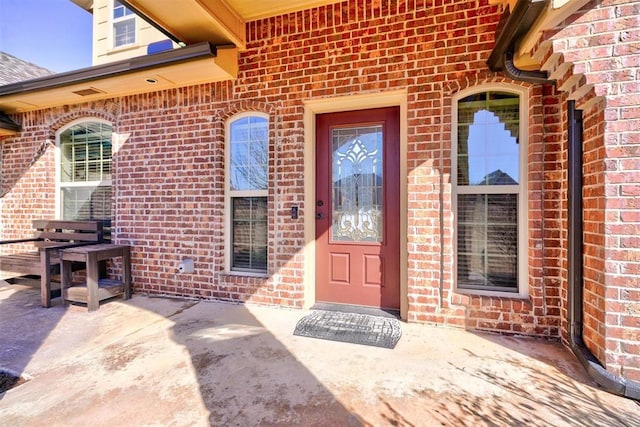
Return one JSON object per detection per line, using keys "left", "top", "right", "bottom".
{"left": 454, "top": 288, "right": 529, "bottom": 300}
{"left": 223, "top": 271, "right": 269, "bottom": 279}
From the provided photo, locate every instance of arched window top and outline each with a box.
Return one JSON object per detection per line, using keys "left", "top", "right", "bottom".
{"left": 457, "top": 91, "right": 520, "bottom": 186}
{"left": 228, "top": 111, "right": 269, "bottom": 123}
{"left": 453, "top": 84, "right": 528, "bottom": 188}
{"left": 57, "top": 117, "right": 112, "bottom": 134}
{"left": 453, "top": 82, "right": 527, "bottom": 101}
{"left": 458, "top": 91, "right": 520, "bottom": 142}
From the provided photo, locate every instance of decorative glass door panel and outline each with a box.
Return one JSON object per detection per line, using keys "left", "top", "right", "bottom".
{"left": 331, "top": 126, "right": 383, "bottom": 243}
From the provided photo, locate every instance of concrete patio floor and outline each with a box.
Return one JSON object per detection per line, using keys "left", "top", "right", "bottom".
{"left": 1, "top": 282, "right": 638, "bottom": 426}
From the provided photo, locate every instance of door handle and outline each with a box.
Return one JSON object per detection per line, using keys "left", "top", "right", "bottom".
{"left": 316, "top": 213, "right": 324, "bottom": 220}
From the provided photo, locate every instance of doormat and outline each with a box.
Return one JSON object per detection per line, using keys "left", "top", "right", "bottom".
{"left": 293, "top": 310, "right": 402, "bottom": 349}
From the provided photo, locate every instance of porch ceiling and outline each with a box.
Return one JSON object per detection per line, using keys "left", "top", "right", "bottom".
{"left": 122, "top": 0, "right": 343, "bottom": 51}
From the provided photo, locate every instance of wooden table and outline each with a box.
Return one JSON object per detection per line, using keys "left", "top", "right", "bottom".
{"left": 60, "top": 244, "right": 132, "bottom": 311}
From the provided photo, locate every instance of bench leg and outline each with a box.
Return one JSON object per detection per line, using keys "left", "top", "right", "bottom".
{"left": 60, "top": 259, "right": 72, "bottom": 307}
{"left": 123, "top": 246, "right": 132, "bottom": 300}
{"left": 40, "top": 250, "right": 52, "bottom": 308}
{"left": 87, "top": 252, "right": 99, "bottom": 312}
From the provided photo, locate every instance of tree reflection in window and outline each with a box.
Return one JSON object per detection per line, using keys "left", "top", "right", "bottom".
{"left": 457, "top": 92, "right": 519, "bottom": 186}
{"left": 230, "top": 116, "right": 268, "bottom": 191}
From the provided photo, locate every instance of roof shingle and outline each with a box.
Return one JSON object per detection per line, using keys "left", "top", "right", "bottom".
{"left": 0, "top": 51, "right": 55, "bottom": 85}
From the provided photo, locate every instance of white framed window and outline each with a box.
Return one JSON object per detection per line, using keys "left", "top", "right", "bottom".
{"left": 56, "top": 120, "right": 113, "bottom": 234}
{"left": 452, "top": 85, "right": 528, "bottom": 297}
{"left": 225, "top": 113, "right": 269, "bottom": 274}
{"left": 113, "top": 0, "right": 136, "bottom": 48}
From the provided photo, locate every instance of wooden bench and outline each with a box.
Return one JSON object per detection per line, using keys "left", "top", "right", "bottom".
{"left": 0, "top": 220, "right": 104, "bottom": 307}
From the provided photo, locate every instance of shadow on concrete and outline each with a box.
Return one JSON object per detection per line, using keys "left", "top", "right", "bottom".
{"left": 1, "top": 288, "right": 638, "bottom": 425}
{"left": 163, "top": 299, "right": 363, "bottom": 426}
{"left": 380, "top": 331, "right": 640, "bottom": 427}
{"left": 0, "top": 281, "right": 66, "bottom": 401}
{"left": 166, "top": 301, "right": 639, "bottom": 426}
{"left": 0, "top": 289, "right": 363, "bottom": 425}
{"left": 450, "top": 333, "right": 640, "bottom": 426}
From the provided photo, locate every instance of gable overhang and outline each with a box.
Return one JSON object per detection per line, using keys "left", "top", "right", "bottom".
{"left": 0, "top": 42, "right": 237, "bottom": 114}
{"left": 487, "top": 0, "right": 591, "bottom": 80}
{"left": 121, "top": 0, "right": 247, "bottom": 50}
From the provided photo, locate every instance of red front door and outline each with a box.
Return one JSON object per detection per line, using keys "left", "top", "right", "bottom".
{"left": 315, "top": 107, "right": 400, "bottom": 310}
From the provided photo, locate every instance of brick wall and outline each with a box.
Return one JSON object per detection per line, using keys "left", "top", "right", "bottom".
{"left": 537, "top": 0, "right": 640, "bottom": 380}
{"left": 540, "top": 85, "right": 565, "bottom": 338}
{"left": 1, "top": 0, "right": 567, "bottom": 339}
{"left": 0, "top": 129, "right": 55, "bottom": 248}
{"left": 582, "top": 102, "right": 608, "bottom": 364}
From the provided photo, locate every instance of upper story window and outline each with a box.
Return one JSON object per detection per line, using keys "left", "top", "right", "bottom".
{"left": 113, "top": 0, "right": 136, "bottom": 48}
{"left": 453, "top": 87, "right": 528, "bottom": 296}
{"left": 57, "top": 120, "right": 113, "bottom": 234}
{"left": 225, "top": 113, "right": 269, "bottom": 274}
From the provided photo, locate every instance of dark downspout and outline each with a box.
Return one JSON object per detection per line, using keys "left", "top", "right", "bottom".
{"left": 567, "top": 101, "right": 584, "bottom": 347}
{"left": 567, "top": 100, "right": 640, "bottom": 400}
{"left": 502, "top": 52, "right": 551, "bottom": 85}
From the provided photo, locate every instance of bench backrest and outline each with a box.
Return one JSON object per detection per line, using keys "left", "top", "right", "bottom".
{"left": 32, "top": 220, "right": 104, "bottom": 247}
